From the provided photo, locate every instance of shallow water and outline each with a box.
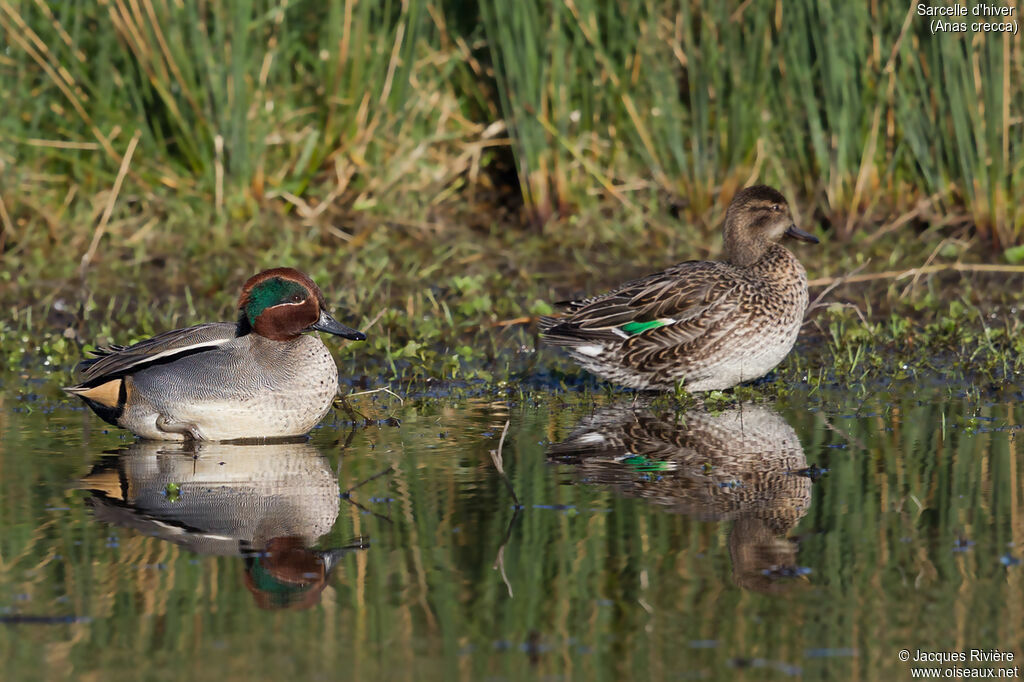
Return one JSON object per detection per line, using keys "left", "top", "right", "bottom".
{"left": 3, "top": 376, "right": 1024, "bottom": 681}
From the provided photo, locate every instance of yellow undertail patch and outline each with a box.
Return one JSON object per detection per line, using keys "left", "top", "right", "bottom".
{"left": 77, "top": 470, "right": 126, "bottom": 500}
{"left": 68, "top": 379, "right": 123, "bottom": 408}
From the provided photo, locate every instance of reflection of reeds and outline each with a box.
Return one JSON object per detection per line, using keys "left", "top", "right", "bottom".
{"left": 3, "top": 395, "right": 1024, "bottom": 678}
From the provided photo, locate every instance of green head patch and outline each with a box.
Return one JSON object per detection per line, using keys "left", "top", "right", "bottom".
{"left": 243, "top": 277, "right": 308, "bottom": 324}
{"left": 248, "top": 559, "right": 316, "bottom": 596}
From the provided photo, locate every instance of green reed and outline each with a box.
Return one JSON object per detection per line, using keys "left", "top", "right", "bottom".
{"left": 481, "top": 0, "right": 1023, "bottom": 245}
{"left": 4, "top": 1, "right": 1021, "bottom": 247}
{"left": 896, "top": 13, "right": 1023, "bottom": 248}
{"left": 0, "top": 0, "right": 474, "bottom": 219}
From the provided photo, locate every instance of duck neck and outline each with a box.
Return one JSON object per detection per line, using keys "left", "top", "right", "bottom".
{"left": 236, "top": 312, "right": 253, "bottom": 337}
{"left": 724, "top": 238, "right": 770, "bottom": 268}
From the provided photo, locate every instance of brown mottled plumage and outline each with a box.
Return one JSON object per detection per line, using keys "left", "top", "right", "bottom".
{"left": 548, "top": 401, "right": 814, "bottom": 593}
{"left": 540, "top": 185, "right": 818, "bottom": 391}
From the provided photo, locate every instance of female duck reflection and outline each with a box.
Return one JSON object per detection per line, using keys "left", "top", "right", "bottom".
{"left": 79, "top": 440, "right": 371, "bottom": 610}
{"left": 549, "top": 402, "right": 818, "bottom": 593}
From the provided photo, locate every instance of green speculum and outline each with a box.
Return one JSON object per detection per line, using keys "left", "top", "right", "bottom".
{"left": 620, "top": 320, "right": 667, "bottom": 336}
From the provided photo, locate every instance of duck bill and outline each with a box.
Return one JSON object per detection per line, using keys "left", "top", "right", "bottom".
{"left": 309, "top": 310, "right": 366, "bottom": 340}
{"left": 784, "top": 224, "right": 819, "bottom": 243}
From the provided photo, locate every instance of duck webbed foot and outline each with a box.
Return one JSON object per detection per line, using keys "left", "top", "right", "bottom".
{"left": 156, "top": 415, "right": 203, "bottom": 441}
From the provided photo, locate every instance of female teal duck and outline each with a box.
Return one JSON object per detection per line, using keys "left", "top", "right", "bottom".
{"left": 65, "top": 267, "right": 366, "bottom": 441}
{"left": 540, "top": 185, "right": 818, "bottom": 391}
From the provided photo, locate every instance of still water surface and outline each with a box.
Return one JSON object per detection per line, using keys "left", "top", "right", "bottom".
{"left": 2, "top": 378, "right": 1024, "bottom": 681}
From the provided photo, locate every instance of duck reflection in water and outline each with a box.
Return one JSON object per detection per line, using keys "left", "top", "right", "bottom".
{"left": 549, "top": 402, "right": 816, "bottom": 593}
{"left": 79, "top": 440, "right": 370, "bottom": 610}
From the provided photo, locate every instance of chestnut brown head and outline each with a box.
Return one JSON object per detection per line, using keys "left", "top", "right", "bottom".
{"left": 237, "top": 267, "right": 366, "bottom": 343}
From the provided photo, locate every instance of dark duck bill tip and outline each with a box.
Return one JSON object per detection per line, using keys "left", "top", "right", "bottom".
{"left": 784, "top": 224, "right": 819, "bottom": 244}
{"left": 310, "top": 310, "right": 366, "bottom": 341}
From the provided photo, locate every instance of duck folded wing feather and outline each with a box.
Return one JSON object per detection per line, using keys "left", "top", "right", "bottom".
{"left": 560, "top": 263, "right": 740, "bottom": 342}
{"left": 76, "top": 322, "right": 237, "bottom": 384}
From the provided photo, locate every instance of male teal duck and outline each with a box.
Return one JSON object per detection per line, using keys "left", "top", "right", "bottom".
{"left": 65, "top": 267, "right": 366, "bottom": 441}
{"left": 540, "top": 185, "right": 818, "bottom": 391}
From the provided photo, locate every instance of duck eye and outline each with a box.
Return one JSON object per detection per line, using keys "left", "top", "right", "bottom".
{"left": 770, "top": 204, "right": 782, "bottom": 213}
{"left": 291, "top": 294, "right": 302, "bottom": 303}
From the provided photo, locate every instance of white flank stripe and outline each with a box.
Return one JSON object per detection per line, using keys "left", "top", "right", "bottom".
{"left": 578, "top": 433, "right": 606, "bottom": 444}
{"left": 139, "top": 338, "right": 231, "bottom": 365}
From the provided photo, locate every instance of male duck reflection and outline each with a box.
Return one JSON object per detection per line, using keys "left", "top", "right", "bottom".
{"left": 65, "top": 267, "right": 365, "bottom": 441}
{"left": 541, "top": 185, "right": 818, "bottom": 391}
{"left": 79, "top": 440, "right": 369, "bottom": 610}
{"left": 549, "top": 402, "right": 815, "bottom": 592}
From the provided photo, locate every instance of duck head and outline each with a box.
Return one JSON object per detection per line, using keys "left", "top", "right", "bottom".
{"left": 237, "top": 268, "right": 366, "bottom": 342}
{"left": 722, "top": 185, "right": 818, "bottom": 267}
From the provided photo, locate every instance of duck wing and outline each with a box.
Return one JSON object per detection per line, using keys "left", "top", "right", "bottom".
{"left": 548, "top": 407, "right": 696, "bottom": 464}
{"left": 75, "top": 322, "right": 238, "bottom": 386}
{"left": 542, "top": 261, "right": 740, "bottom": 347}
